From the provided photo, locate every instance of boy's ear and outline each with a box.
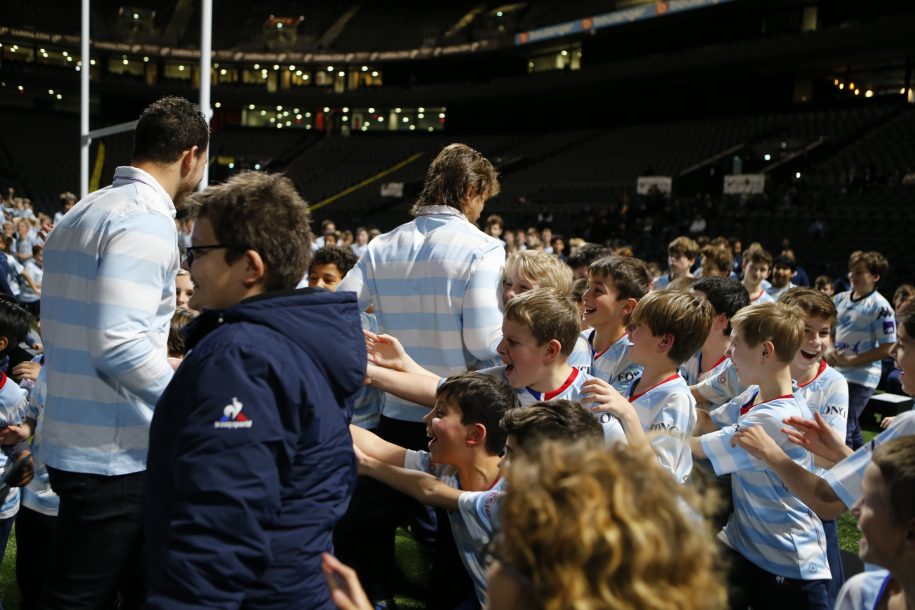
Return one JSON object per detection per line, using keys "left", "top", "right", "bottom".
{"left": 622, "top": 297, "right": 638, "bottom": 317}
{"left": 466, "top": 423, "right": 486, "bottom": 448}
{"left": 242, "top": 250, "right": 267, "bottom": 288}
{"left": 760, "top": 339, "right": 775, "bottom": 360}
{"left": 0, "top": 337, "right": 7, "bottom": 353}
{"left": 714, "top": 312, "right": 729, "bottom": 331}
{"left": 543, "top": 338, "right": 563, "bottom": 361}
{"left": 656, "top": 333, "right": 674, "bottom": 354}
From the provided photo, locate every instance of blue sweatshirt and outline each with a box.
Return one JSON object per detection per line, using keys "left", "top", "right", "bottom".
{"left": 145, "top": 288, "right": 364, "bottom": 609}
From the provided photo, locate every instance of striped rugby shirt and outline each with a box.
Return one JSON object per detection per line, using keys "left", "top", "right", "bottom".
{"left": 339, "top": 205, "right": 504, "bottom": 422}
{"left": 40, "top": 167, "right": 178, "bottom": 475}
{"left": 702, "top": 388, "right": 830, "bottom": 580}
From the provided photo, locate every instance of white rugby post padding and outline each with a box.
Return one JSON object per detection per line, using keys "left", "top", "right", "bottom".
{"left": 199, "top": 0, "right": 213, "bottom": 190}
{"left": 80, "top": 0, "right": 90, "bottom": 197}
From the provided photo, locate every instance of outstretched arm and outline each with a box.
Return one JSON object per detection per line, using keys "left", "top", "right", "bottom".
{"left": 731, "top": 425, "right": 846, "bottom": 519}
{"left": 355, "top": 446, "right": 461, "bottom": 511}
{"left": 365, "top": 363, "right": 438, "bottom": 407}
{"left": 349, "top": 425, "right": 407, "bottom": 467}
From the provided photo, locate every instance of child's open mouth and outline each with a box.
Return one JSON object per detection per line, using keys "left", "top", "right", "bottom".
{"left": 583, "top": 307, "right": 596, "bottom": 316}
{"left": 800, "top": 349, "right": 820, "bottom": 360}
{"left": 427, "top": 430, "right": 437, "bottom": 450}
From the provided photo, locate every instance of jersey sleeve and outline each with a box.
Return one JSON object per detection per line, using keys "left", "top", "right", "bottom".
{"left": 462, "top": 245, "right": 505, "bottom": 361}
{"left": 700, "top": 404, "right": 788, "bottom": 476}
{"left": 873, "top": 301, "right": 896, "bottom": 345}
{"left": 817, "top": 375, "right": 849, "bottom": 438}
{"left": 695, "top": 359, "right": 743, "bottom": 406}
{"left": 457, "top": 488, "right": 504, "bottom": 544}
{"left": 824, "top": 411, "right": 915, "bottom": 507}
{"left": 709, "top": 392, "right": 745, "bottom": 429}
{"left": 338, "top": 257, "right": 371, "bottom": 312}
{"left": 647, "top": 392, "right": 695, "bottom": 476}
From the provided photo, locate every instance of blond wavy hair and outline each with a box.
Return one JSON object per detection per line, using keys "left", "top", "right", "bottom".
{"left": 500, "top": 441, "right": 726, "bottom": 610}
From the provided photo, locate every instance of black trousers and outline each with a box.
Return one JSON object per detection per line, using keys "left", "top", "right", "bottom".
{"left": 16, "top": 507, "right": 56, "bottom": 610}
{"left": 41, "top": 468, "right": 146, "bottom": 610}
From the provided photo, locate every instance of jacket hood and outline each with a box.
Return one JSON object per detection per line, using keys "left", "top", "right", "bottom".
{"left": 183, "top": 288, "right": 366, "bottom": 407}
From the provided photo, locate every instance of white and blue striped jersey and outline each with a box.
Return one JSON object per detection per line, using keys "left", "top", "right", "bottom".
{"left": 694, "top": 357, "right": 747, "bottom": 406}
{"left": 796, "top": 360, "right": 848, "bottom": 476}
{"left": 0, "top": 371, "right": 28, "bottom": 519}
{"left": 766, "top": 283, "right": 795, "bottom": 300}
{"left": 40, "top": 166, "right": 178, "bottom": 475}
{"left": 567, "top": 334, "right": 592, "bottom": 373}
{"left": 628, "top": 374, "right": 696, "bottom": 484}
{"left": 22, "top": 365, "right": 59, "bottom": 517}
{"left": 652, "top": 274, "right": 672, "bottom": 290}
{"left": 351, "top": 312, "right": 384, "bottom": 430}
{"left": 702, "top": 389, "right": 830, "bottom": 580}
{"left": 584, "top": 330, "right": 642, "bottom": 394}
{"left": 476, "top": 366, "right": 626, "bottom": 445}
{"left": 824, "top": 410, "right": 915, "bottom": 508}
{"left": 679, "top": 351, "right": 728, "bottom": 387}
{"left": 405, "top": 449, "right": 503, "bottom": 604}
{"left": 748, "top": 288, "right": 775, "bottom": 305}
{"left": 339, "top": 205, "right": 504, "bottom": 423}
{"left": 834, "top": 570, "right": 891, "bottom": 610}
{"left": 833, "top": 290, "right": 896, "bottom": 388}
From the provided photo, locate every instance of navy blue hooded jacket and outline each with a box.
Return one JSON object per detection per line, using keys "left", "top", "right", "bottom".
{"left": 145, "top": 288, "right": 364, "bottom": 609}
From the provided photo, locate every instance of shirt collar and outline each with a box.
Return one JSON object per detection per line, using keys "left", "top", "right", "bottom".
{"left": 413, "top": 205, "right": 467, "bottom": 220}
{"left": 111, "top": 166, "right": 177, "bottom": 218}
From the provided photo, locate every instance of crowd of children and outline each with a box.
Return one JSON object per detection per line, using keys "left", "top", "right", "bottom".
{"left": 0, "top": 171, "right": 913, "bottom": 610}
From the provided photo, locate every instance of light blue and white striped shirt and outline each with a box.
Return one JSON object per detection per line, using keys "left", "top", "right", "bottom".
{"left": 702, "top": 389, "right": 830, "bottom": 580}
{"left": 833, "top": 290, "right": 896, "bottom": 388}
{"left": 628, "top": 374, "right": 696, "bottom": 484}
{"left": 40, "top": 166, "right": 178, "bottom": 475}
{"left": 824, "top": 410, "right": 915, "bottom": 508}
{"left": 694, "top": 356, "right": 747, "bottom": 406}
{"left": 405, "top": 449, "right": 503, "bottom": 604}
{"left": 339, "top": 206, "right": 504, "bottom": 422}
{"left": 834, "top": 570, "right": 891, "bottom": 610}
{"left": 22, "top": 364, "right": 59, "bottom": 516}
{"left": 352, "top": 312, "right": 384, "bottom": 430}
{"left": 796, "top": 361, "right": 849, "bottom": 476}
{"left": 476, "top": 366, "right": 627, "bottom": 445}
{"left": 584, "top": 330, "right": 642, "bottom": 394}
{"left": 0, "top": 371, "right": 28, "bottom": 519}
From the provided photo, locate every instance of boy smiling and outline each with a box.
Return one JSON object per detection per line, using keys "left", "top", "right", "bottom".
{"left": 366, "top": 289, "right": 625, "bottom": 443}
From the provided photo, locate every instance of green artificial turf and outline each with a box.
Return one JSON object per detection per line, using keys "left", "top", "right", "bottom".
{"left": 1, "top": 526, "right": 19, "bottom": 610}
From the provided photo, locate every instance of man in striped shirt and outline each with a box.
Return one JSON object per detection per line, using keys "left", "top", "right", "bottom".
{"left": 39, "top": 96, "right": 208, "bottom": 609}
{"left": 335, "top": 143, "right": 505, "bottom": 607}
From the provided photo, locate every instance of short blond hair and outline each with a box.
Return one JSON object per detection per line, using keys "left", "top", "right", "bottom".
{"left": 629, "top": 290, "right": 714, "bottom": 364}
{"left": 730, "top": 302, "right": 805, "bottom": 362}
{"left": 505, "top": 250, "right": 573, "bottom": 295}
{"left": 501, "top": 441, "right": 726, "bottom": 610}
{"left": 504, "top": 288, "right": 580, "bottom": 356}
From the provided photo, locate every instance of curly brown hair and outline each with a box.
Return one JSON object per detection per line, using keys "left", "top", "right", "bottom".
{"left": 500, "top": 441, "right": 726, "bottom": 610}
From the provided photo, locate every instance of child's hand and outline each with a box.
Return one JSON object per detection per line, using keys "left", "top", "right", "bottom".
{"left": 12, "top": 360, "right": 41, "bottom": 382}
{"left": 364, "top": 330, "right": 411, "bottom": 372}
{"left": 583, "top": 378, "right": 637, "bottom": 426}
{"left": 880, "top": 415, "right": 896, "bottom": 429}
{"left": 0, "top": 423, "right": 30, "bottom": 444}
{"left": 322, "top": 553, "right": 373, "bottom": 610}
{"left": 782, "top": 412, "right": 851, "bottom": 463}
{"left": 731, "top": 425, "right": 781, "bottom": 462}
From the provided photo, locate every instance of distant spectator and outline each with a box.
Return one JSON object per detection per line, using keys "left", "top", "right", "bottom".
{"left": 814, "top": 275, "right": 835, "bottom": 297}
{"left": 53, "top": 192, "right": 77, "bottom": 225}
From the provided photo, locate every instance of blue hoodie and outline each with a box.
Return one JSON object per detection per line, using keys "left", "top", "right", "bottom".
{"left": 145, "top": 288, "right": 364, "bottom": 609}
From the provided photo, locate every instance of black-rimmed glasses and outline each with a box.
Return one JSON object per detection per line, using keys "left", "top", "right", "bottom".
{"left": 184, "top": 244, "right": 246, "bottom": 266}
